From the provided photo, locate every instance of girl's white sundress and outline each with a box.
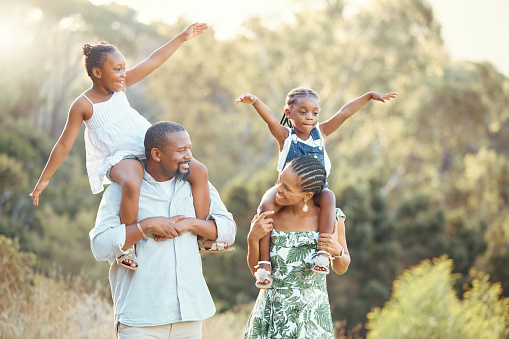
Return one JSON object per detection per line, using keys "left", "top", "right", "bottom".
{"left": 82, "top": 91, "right": 152, "bottom": 194}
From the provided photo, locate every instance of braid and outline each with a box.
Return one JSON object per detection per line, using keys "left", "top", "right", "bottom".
{"left": 82, "top": 41, "right": 118, "bottom": 78}
{"left": 289, "top": 156, "right": 326, "bottom": 196}
{"left": 280, "top": 87, "right": 320, "bottom": 128}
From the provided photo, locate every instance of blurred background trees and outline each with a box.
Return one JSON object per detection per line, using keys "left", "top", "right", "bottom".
{"left": 1, "top": 0, "right": 508, "bottom": 336}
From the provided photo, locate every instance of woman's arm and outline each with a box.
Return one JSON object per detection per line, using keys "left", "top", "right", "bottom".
{"left": 125, "top": 22, "right": 208, "bottom": 87}
{"left": 319, "top": 92, "right": 397, "bottom": 138}
{"left": 318, "top": 219, "right": 351, "bottom": 275}
{"left": 236, "top": 94, "right": 289, "bottom": 149}
{"left": 30, "top": 98, "right": 89, "bottom": 205}
{"left": 247, "top": 211, "right": 274, "bottom": 275}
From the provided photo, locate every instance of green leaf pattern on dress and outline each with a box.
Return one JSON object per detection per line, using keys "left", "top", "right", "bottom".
{"left": 244, "top": 230, "right": 334, "bottom": 339}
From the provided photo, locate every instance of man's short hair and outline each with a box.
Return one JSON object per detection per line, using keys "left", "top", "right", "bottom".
{"left": 144, "top": 121, "right": 186, "bottom": 159}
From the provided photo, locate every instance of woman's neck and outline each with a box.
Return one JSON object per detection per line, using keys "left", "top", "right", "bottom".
{"left": 274, "top": 203, "right": 320, "bottom": 232}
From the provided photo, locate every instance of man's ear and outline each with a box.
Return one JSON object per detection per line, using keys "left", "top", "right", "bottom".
{"left": 150, "top": 148, "right": 161, "bottom": 162}
{"left": 92, "top": 67, "right": 101, "bottom": 79}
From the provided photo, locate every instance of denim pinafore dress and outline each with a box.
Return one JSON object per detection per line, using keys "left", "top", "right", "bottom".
{"left": 280, "top": 127, "right": 329, "bottom": 187}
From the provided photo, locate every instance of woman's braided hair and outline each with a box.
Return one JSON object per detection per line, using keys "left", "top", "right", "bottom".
{"left": 82, "top": 42, "right": 118, "bottom": 78}
{"left": 288, "top": 156, "right": 326, "bottom": 196}
{"left": 280, "top": 87, "right": 320, "bottom": 128}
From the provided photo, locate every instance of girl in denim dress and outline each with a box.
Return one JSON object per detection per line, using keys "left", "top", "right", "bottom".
{"left": 237, "top": 87, "right": 396, "bottom": 288}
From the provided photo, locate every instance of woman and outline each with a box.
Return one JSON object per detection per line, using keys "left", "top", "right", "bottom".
{"left": 244, "top": 156, "right": 351, "bottom": 338}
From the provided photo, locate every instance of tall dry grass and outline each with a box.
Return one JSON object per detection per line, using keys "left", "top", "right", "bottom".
{"left": 1, "top": 236, "right": 358, "bottom": 338}
{"left": 0, "top": 236, "right": 114, "bottom": 339}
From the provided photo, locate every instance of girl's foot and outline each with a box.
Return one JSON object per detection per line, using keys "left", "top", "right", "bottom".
{"left": 312, "top": 251, "right": 330, "bottom": 275}
{"left": 254, "top": 261, "right": 272, "bottom": 288}
{"left": 117, "top": 246, "right": 138, "bottom": 271}
{"left": 197, "top": 237, "right": 235, "bottom": 253}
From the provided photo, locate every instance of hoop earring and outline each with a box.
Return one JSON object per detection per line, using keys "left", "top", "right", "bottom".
{"left": 302, "top": 199, "right": 309, "bottom": 213}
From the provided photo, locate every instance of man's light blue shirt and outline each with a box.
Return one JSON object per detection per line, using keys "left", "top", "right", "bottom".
{"left": 89, "top": 171, "right": 236, "bottom": 327}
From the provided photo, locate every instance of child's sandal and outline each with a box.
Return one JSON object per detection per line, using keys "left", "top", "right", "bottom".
{"left": 312, "top": 250, "right": 330, "bottom": 275}
{"left": 254, "top": 261, "right": 273, "bottom": 289}
{"left": 197, "top": 237, "right": 235, "bottom": 253}
{"left": 116, "top": 246, "right": 138, "bottom": 271}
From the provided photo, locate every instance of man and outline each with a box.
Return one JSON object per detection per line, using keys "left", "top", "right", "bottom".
{"left": 90, "top": 121, "right": 236, "bottom": 338}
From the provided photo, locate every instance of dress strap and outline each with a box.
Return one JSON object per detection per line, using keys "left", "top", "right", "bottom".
{"left": 82, "top": 94, "right": 94, "bottom": 105}
{"left": 310, "top": 127, "right": 321, "bottom": 141}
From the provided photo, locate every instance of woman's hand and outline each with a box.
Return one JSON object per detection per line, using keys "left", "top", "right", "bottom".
{"left": 317, "top": 221, "right": 344, "bottom": 258}
{"left": 248, "top": 211, "right": 274, "bottom": 242}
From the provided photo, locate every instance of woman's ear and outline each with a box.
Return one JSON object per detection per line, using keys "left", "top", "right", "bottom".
{"left": 304, "top": 192, "right": 314, "bottom": 203}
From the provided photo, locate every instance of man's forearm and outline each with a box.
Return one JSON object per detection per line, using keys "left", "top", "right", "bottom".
{"left": 122, "top": 221, "right": 147, "bottom": 250}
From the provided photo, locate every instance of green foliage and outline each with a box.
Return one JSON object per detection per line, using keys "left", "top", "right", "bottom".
{"left": 366, "top": 256, "right": 509, "bottom": 339}
{"left": 1, "top": 0, "right": 509, "bottom": 335}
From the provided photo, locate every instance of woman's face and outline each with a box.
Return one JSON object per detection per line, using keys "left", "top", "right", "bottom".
{"left": 275, "top": 166, "right": 308, "bottom": 206}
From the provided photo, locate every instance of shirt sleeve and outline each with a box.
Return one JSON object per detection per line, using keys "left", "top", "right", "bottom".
{"left": 206, "top": 182, "right": 237, "bottom": 245}
{"left": 89, "top": 184, "right": 128, "bottom": 262}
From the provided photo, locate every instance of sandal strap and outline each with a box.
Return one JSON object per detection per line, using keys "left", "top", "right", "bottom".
{"left": 254, "top": 261, "right": 271, "bottom": 268}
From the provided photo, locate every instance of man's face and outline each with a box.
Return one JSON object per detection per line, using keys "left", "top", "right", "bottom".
{"left": 158, "top": 130, "right": 193, "bottom": 180}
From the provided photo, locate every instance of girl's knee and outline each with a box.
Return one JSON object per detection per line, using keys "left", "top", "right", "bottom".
{"left": 189, "top": 159, "right": 208, "bottom": 182}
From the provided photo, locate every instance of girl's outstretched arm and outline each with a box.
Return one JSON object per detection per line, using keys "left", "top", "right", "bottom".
{"left": 236, "top": 94, "right": 289, "bottom": 149}
{"left": 319, "top": 91, "right": 397, "bottom": 138}
{"left": 125, "top": 22, "right": 208, "bottom": 87}
{"left": 30, "top": 97, "right": 90, "bottom": 205}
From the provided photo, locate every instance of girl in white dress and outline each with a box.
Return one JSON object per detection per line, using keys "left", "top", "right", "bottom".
{"left": 30, "top": 23, "right": 215, "bottom": 270}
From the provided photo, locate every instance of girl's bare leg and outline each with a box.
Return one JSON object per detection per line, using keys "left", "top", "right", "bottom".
{"left": 256, "top": 187, "right": 281, "bottom": 285}
{"left": 314, "top": 189, "right": 336, "bottom": 272}
{"left": 109, "top": 159, "right": 144, "bottom": 268}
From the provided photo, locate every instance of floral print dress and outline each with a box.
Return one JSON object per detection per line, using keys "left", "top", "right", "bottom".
{"left": 244, "top": 229, "right": 335, "bottom": 339}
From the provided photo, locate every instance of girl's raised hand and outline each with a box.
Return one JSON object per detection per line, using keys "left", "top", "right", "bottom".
{"left": 30, "top": 180, "right": 49, "bottom": 206}
{"left": 372, "top": 92, "right": 398, "bottom": 103}
{"left": 182, "top": 22, "right": 209, "bottom": 41}
{"left": 236, "top": 94, "right": 258, "bottom": 105}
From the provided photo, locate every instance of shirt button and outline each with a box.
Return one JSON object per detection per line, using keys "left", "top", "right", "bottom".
{"left": 318, "top": 146, "right": 323, "bottom": 151}
{"left": 314, "top": 155, "right": 317, "bottom": 158}
{"left": 295, "top": 308, "right": 299, "bottom": 313}
{"left": 293, "top": 335, "right": 298, "bottom": 338}
{"left": 293, "top": 140, "right": 297, "bottom": 144}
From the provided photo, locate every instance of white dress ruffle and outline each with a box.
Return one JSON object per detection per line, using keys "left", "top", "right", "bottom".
{"left": 83, "top": 91, "right": 152, "bottom": 194}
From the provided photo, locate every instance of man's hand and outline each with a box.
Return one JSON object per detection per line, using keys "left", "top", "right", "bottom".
{"left": 144, "top": 215, "right": 187, "bottom": 240}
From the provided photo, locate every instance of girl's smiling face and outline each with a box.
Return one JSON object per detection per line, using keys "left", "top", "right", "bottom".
{"left": 285, "top": 95, "right": 320, "bottom": 135}
{"left": 94, "top": 50, "right": 126, "bottom": 92}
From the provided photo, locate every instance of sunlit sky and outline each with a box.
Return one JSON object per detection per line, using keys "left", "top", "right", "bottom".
{"left": 88, "top": 0, "right": 509, "bottom": 77}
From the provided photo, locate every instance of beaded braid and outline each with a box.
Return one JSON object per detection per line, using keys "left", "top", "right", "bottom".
{"left": 280, "top": 87, "right": 320, "bottom": 128}
{"left": 82, "top": 42, "right": 118, "bottom": 78}
{"left": 289, "top": 156, "right": 327, "bottom": 196}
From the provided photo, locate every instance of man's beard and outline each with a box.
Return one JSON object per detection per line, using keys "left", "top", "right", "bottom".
{"left": 175, "top": 160, "right": 191, "bottom": 181}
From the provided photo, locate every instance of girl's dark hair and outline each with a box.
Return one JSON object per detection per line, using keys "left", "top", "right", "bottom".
{"left": 82, "top": 42, "right": 118, "bottom": 78}
{"left": 280, "top": 87, "right": 320, "bottom": 128}
{"left": 288, "top": 156, "right": 326, "bottom": 196}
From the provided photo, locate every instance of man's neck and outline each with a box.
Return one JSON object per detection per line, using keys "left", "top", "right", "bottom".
{"left": 145, "top": 163, "right": 175, "bottom": 182}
